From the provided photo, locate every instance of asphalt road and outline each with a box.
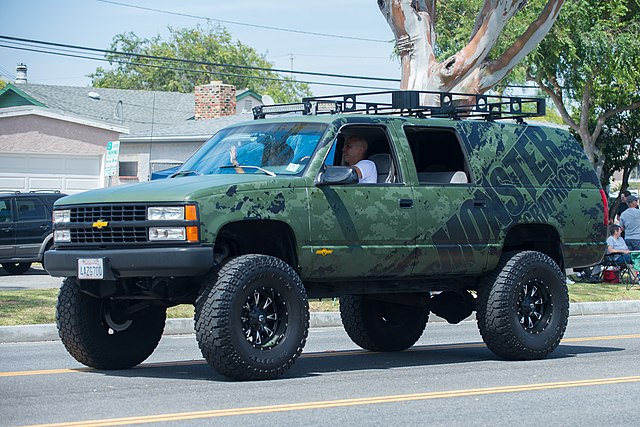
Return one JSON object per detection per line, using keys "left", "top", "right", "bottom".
{"left": 1, "top": 314, "right": 639, "bottom": 426}
{"left": 0, "top": 264, "right": 62, "bottom": 290}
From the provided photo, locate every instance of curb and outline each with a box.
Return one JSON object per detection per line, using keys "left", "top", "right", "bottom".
{"left": 1, "top": 301, "right": 639, "bottom": 343}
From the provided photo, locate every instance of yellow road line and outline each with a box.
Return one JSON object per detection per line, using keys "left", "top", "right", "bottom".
{"left": 21, "top": 375, "right": 640, "bottom": 427}
{"left": 2, "top": 333, "right": 640, "bottom": 378}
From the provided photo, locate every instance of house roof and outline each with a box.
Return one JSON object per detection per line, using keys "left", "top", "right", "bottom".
{"left": 237, "top": 89, "right": 262, "bottom": 101}
{"left": 121, "top": 112, "right": 254, "bottom": 142}
{"left": 0, "top": 83, "right": 194, "bottom": 134}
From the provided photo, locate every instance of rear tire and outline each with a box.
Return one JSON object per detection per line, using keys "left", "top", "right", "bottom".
{"left": 476, "top": 251, "right": 568, "bottom": 360}
{"left": 340, "top": 295, "right": 429, "bottom": 352}
{"left": 195, "top": 255, "right": 309, "bottom": 381}
{"left": 56, "top": 277, "right": 166, "bottom": 369}
{"left": 2, "top": 262, "right": 32, "bottom": 275}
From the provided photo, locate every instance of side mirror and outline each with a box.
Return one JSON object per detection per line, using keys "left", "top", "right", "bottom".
{"left": 316, "top": 166, "right": 359, "bottom": 186}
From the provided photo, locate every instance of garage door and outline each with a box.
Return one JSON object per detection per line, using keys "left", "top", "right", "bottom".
{"left": 0, "top": 153, "right": 102, "bottom": 194}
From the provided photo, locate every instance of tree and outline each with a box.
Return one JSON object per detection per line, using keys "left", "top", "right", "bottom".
{"left": 599, "top": 110, "right": 640, "bottom": 218}
{"left": 526, "top": 0, "right": 640, "bottom": 177}
{"left": 377, "top": 0, "right": 565, "bottom": 93}
{"left": 90, "top": 25, "right": 310, "bottom": 103}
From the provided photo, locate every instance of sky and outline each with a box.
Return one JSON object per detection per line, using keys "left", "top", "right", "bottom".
{"left": 0, "top": 0, "right": 402, "bottom": 97}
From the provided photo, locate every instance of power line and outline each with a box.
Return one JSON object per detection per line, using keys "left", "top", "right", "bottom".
{"left": 0, "top": 35, "right": 401, "bottom": 83}
{"left": 0, "top": 42, "right": 397, "bottom": 91}
{"left": 96, "top": 0, "right": 390, "bottom": 44}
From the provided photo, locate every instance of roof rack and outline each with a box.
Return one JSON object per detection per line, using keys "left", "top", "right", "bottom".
{"left": 253, "top": 90, "right": 545, "bottom": 122}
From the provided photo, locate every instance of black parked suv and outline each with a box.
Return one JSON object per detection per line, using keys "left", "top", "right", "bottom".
{"left": 0, "top": 190, "right": 67, "bottom": 274}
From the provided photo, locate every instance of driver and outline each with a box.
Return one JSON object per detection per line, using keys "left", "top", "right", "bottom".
{"left": 342, "top": 135, "right": 377, "bottom": 183}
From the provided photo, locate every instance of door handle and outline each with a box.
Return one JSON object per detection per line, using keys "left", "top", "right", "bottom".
{"left": 40, "top": 225, "right": 50, "bottom": 230}
{"left": 399, "top": 199, "right": 414, "bottom": 209}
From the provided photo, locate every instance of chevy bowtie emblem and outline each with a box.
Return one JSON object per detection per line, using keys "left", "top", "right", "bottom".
{"left": 92, "top": 220, "right": 108, "bottom": 229}
{"left": 315, "top": 248, "right": 333, "bottom": 256}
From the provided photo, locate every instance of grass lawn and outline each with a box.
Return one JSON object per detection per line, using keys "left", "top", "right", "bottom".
{"left": 0, "top": 283, "right": 638, "bottom": 327}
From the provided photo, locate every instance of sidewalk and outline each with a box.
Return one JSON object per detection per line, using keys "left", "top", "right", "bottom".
{"left": 1, "top": 301, "right": 639, "bottom": 343}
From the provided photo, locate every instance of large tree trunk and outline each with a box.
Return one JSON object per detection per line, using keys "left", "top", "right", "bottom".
{"left": 378, "top": 0, "right": 565, "bottom": 94}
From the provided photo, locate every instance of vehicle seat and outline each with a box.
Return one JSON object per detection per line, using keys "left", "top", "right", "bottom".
{"left": 368, "top": 153, "right": 395, "bottom": 183}
{"left": 263, "top": 143, "right": 294, "bottom": 166}
{"left": 418, "top": 171, "right": 468, "bottom": 184}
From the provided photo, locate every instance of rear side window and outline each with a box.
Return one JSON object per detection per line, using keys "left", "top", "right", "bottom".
{"left": 16, "top": 197, "right": 49, "bottom": 221}
{"left": 404, "top": 127, "right": 470, "bottom": 184}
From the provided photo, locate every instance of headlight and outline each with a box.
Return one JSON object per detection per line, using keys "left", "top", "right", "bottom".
{"left": 54, "top": 230, "right": 71, "bottom": 242}
{"left": 53, "top": 210, "right": 70, "bottom": 223}
{"left": 149, "top": 227, "right": 186, "bottom": 241}
{"left": 148, "top": 206, "right": 184, "bottom": 221}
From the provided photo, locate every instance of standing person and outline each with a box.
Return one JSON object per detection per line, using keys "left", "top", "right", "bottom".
{"left": 619, "top": 194, "right": 640, "bottom": 250}
{"left": 341, "top": 135, "right": 377, "bottom": 183}
{"left": 616, "top": 190, "right": 631, "bottom": 224}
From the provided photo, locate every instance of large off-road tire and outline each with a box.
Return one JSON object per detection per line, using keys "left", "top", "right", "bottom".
{"left": 2, "top": 262, "right": 32, "bottom": 275}
{"left": 340, "top": 295, "right": 429, "bottom": 352}
{"left": 476, "top": 251, "right": 569, "bottom": 360}
{"left": 195, "top": 254, "right": 309, "bottom": 381}
{"left": 56, "top": 277, "right": 166, "bottom": 370}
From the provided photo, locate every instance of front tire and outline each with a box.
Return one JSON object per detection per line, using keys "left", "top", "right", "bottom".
{"left": 340, "top": 295, "right": 429, "bottom": 351}
{"left": 476, "top": 251, "right": 568, "bottom": 360}
{"left": 195, "top": 255, "right": 309, "bottom": 381}
{"left": 2, "top": 262, "right": 32, "bottom": 275}
{"left": 56, "top": 277, "right": 166, "bottom": 369}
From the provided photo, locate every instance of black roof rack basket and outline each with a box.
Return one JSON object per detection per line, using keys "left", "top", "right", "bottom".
{"left": 253, "top": 90, "right": 545, "bottom": 121}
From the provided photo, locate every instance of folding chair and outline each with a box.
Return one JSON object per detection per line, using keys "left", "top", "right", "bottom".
{"left": 600, "top": 253, "right": 639, "bottom": 289}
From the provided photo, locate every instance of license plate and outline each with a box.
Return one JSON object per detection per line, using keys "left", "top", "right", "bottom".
{"left": 78, "top": 258, "right": 104, "bottom": 280}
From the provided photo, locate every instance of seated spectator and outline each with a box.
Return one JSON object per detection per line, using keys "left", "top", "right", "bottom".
{"left": 607, "top": 224, "right": 632, "bottom": 264}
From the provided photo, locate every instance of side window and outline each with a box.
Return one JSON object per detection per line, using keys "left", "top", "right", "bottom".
{"left": 0, "top": 199, "right": 13, "bottom": 222}
{"left": 325, "top": 125, "right": 401, "bottom": 184}
{"left": 16, "top": 197, "right": 49, "bottom": 221}
{"left": 404, "top": 127, "right": 470, "bottom": 184}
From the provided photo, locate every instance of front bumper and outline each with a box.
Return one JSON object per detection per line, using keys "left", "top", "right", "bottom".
{"left": 45, "top": 247, "right": 215, "bottom": 278}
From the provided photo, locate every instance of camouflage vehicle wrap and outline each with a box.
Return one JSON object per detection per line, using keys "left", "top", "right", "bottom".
{"left": 46, "top": 91, "right": 607, "bottom": 381}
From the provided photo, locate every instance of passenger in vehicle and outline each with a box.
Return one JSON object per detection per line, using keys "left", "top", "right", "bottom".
{"left": 341, "top": 135, "right": 377, "bottom": 183}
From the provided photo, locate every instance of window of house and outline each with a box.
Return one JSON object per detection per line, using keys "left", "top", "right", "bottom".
{"left": 244, "top": 99, "right": 253, "bottom": 111}
{"left": 119, "top": 161, "right": 138, "bottom": 178}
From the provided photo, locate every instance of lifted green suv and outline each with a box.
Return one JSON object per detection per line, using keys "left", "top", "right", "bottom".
{"left": 46, "top": 91, "right": 607, "bottom": 380}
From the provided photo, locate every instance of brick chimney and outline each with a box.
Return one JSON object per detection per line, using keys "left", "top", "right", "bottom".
{"left": 194, "top": 81, "right": 236, "bottom": 120}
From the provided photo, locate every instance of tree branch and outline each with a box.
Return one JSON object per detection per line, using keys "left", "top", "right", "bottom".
{"left": 593, "top": 100, "right": 640, "bottom": 142}
{"left": 478, "top": 0, "right": 565, "bottom": 91}
{"left": 530, "top": 70, "right": 578, "bottom": 132}
{"left": 438, "top": 1, "right": 528, "bottom": 87}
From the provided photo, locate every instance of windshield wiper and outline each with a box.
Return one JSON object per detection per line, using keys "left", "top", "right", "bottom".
{"left": 169, "top": 169, "right": 202, "bottom": 178}
{"left": 220, "top": 165, "right": 276, "bottom": 177}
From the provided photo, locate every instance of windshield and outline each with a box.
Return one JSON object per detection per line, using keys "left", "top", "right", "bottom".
{"left": 177, "top": 122, "right": 328, "bottom": 176}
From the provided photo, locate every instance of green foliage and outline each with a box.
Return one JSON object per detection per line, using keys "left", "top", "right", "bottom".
{"left": 90, "top": 25, "right": 310, "bottom": 103}
{"left": 528, "top": 0, "right": 640, "bottom": 114}
{"left": 0, "top": 79, "right": 6, "bottom": 90}
{"left": 600, "top": 110, "right": 640, "bottom": 190}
